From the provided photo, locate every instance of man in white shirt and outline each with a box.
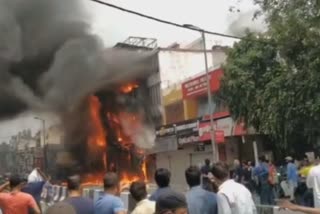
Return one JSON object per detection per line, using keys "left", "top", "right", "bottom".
{"left": 307, "top": 164, "right": 320, "bottom": 208}
{"left": 211, "top": 162, "right": 257, "bottom": 214}
{"left": 129, "top": 181, "right": 155, "bottom": 214}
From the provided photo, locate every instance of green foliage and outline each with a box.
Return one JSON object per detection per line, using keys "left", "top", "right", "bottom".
{"left": 221, "top": 0, "right": 320, "bottom": 151}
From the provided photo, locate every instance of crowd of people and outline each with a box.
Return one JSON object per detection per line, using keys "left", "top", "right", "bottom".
{"left": 1, "top": 156, "right": 320, "bottom": 213}
{"left": 0, "top": 162, "right": 257, "bottom": 214}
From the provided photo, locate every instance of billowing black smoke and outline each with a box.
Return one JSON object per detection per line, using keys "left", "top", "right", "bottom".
{"left": 0, "top": 0, "right": 157, "bottom": 174}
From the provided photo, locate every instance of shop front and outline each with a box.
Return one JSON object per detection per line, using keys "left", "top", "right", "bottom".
{"left": 198, "top": 116, "right": 238, "bottom": 163}
{"left": 153, "top": 119, "right": 215, "bottom": 192}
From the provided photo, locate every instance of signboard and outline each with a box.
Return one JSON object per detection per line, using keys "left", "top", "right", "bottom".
{"left": 156, "top": 125, "right": 175, "bottom": 138}
{"left": 233, "top": 120, "right": 247, "bottom": 136}
{"left": 214, "top": 130, "right": 225, "bottom": 144}
{"left": 178, "top": 135, "right": 199, "bottom": 146}
{"left": 175, "top": 120, "right": 198, "bottom": 134}
{"left": 149, "top": 136, "right": 178, "bottom": 154}
{"left": 199, "top": 122, "right": 211, "bottom": 141}
{"left": 195, "top": 143, "right": 205, "bottom": 152}
{"left": 176, "top": 119, "right": 199, "bottom": 146}
{"left": 182, "top": 69, "right": 223, "bottom": 99}
{"left": 198, "top": 117, "right": 233, "bottom": 141}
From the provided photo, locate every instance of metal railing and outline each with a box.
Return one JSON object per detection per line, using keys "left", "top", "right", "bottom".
{"left": 256, "top": 205, "right": 304, "bottom": 214}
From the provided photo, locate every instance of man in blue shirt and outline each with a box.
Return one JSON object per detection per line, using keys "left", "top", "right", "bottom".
{"left": 286, "top": 156, "right": 298, "bottom": 201}
{"left": 94, "top": 172, "right": 127, "bottom": 214}
{"left": 254, "top": 156, "right": 273, "bottom": 205}
{"left": 185, "top": 166, "right": 218, "bottom": 214}
{"left": 149, "top": 168, "right": 172, "bottom": 202}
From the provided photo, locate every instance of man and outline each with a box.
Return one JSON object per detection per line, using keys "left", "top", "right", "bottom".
{"left": 22, "top": 167, "right": 48, "bottom": 206}
{"left": 286, "top": 156, "right": 298, "bottom": 201}
{"left": 150, "top": 168, "right": 171, "bottom": 201}
{"left": 94, "top": 172, "right": 127, "bottom": 214}
{"left": 211, "top": 162, "right": 256, "bottom": 214}
{"left": 201, "top": 159, "right": 212, "bottom": 191}
{"left": 0, "top": 174, "right": 41, "bottom": 214}
{"left": 46, "top": 175, "right": 94, "bottom": 214}
{"left": 185, "top": 166, "right": 218, "bottom": 214}
{"left": 156, "top": 190, "right": 188, "bottom": 214}
{"left": 242, "top": 161, "right": 254, "bottom": 192}
{"left": 129, "top": 181, "right": 155, "bottom": 214}
{"left": 307, "top": 162, "right": 320, "bottom": 208}
{"left": 254, "top": 156, "right": 273, "bottom": 205}
{"left": 233, "top": 159, "right": 243, "bottom": 183}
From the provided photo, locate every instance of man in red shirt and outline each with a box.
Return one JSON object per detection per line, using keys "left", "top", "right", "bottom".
{"left": 0, "top": 175, "right": 41, "bottom": 214}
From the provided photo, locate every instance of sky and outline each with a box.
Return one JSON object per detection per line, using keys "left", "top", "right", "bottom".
{"left": 0, "top": 0, "right": 262, "bottom": 141}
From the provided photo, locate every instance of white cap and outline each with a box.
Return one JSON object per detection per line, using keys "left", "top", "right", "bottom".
{"left": 285, "top": 156, "right": 293, "bottom": 161}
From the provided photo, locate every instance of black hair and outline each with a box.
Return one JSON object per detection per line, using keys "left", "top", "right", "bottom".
{"left": 259, "top": 156, "right": 267, "bottom": 162}
{"left": 154, "top": 168, "right": 171, "bottom": 188}
{"left": 156, "top": 190, "right": 187, "bottom": 214}
{"left": 129, "top": 181, "right": 147, "bottom": 202}
{"left": 9, "top": 174, "right": 22, "bottom": 189}
{"left": 211, "top": 162, "right": 229, "bottom": 180}
{"left": 185, "top": 166, "right": 201, "bottom": 187}
{"left": 67, "top": 175, "right": 81, "bottom": 191}
{"left": 205, "top": 159, "right": 210, "bottom": 166}
{"left": 103, "top": 172, "right": 119, "bottom": 190}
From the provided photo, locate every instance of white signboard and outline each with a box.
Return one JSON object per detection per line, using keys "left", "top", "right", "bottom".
{"left": 214, "top": 117, "right": 233, "bottom": 136}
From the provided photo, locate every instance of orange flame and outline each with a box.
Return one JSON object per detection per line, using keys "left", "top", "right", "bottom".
{"left": 84, "top": 94, "right": 148, "bottom": 188}
{"left": 120, "top": 173, "right": 141, "bottom": 189}
{"left": 142, "top": 158, "right": 147, "bottom": 181}
{"left": 87, "top": 96, "right": 107, "bottom": 169}
{"left": 120, "top": 83, "right": 139, "bottom": 94}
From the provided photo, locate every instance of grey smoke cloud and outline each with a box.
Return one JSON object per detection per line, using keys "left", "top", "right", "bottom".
{"left": 227, "top": 10, "right": 267, "bottom": 37}
{"left": 0, "top": 0, "right": 157, "bottom": 171}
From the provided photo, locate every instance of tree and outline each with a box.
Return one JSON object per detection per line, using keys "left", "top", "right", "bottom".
{"left": 221, "top": 0, "right": 320, "bottom": 154}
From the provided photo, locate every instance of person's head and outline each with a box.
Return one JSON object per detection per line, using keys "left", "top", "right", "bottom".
{"left": 248, "top": 161, "right": 252, "bottom": 166}
{"left": 103, "top": 172, "right": 119, "bottom": 194}
{"left": 234, "top": 159, "right": 240, "bottom": 166}
{"left": 211, "top": 162, "right": 229, "bottom": 185}
{"left": 67, "top": 175, "right": 81, "bottom": 191}
{"left": 156, "top": 190, "right": 187, "bottom": 214}
{"left": 129, "top": 181, "right": 147, "bottom": 202}
{"left": 9, "top": 174, "right": 24, "bottom": 189}
{"left": 259, "top": 156, "right": 267, "bottom": 163}
{"left": 185, "top": 166, "right": 201, "bottom": 188}
{"left": 242, "top": 161, "right": 247, "bottom": 167}
{"left": 155, "top": 168, "right": 171, "bottom": 188}
{"left": 285, "top": 156, "right": 293, "bottom": 163}
{"left": 205, "top": 159, "right": 210, "bottom": 166}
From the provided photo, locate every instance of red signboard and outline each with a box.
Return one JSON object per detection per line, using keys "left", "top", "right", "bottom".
{"left": 234, "top": 120, "right": 247, "bottom": 136}
{"left": 199, "top": 122, "right": 225, "bottom": 143}
{"left": 214, "top": 130, "right": 225, "bottom": 144}
{"left": 182, "top": 69, "right": 223, "bottom": 99}
{"left": 199, "top": 122, "right": 211, "bottom": 141}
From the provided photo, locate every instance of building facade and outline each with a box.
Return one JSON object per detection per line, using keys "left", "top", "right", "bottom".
{"left": 152, "top": 40, "right": 272, "bottom": 191}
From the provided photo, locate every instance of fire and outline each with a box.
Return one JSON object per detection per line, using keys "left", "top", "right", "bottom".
{"left": 81, "top": 173, "right": 104, "bottom": 186}
{"left": 120, "top": 173, "right": 140, "bottom": 189}
{"left": 87, "top": 96, "right": 107, "bottom": 170}
{"left": 141, "top": 158, "right": 148, "bottom": 183}
{"left": 84, "top": 91, "right": 149, "bottom": 189}
{"left": 120, "top": 83, "right": 139, "bottom": 94}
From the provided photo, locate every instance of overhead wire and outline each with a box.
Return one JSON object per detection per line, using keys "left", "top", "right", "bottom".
{"left": 88, "top": 0, "right": 244, "bottom": 40}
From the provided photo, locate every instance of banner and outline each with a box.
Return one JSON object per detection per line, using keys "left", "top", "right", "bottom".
{"left": 181, "top": 69, "right": 223, "bottom": 99}
{"left": 198, "top": 117, "right": 233, "bottom": 141}
{"left": 214, "top": 130, "right": 225, "bottom": 144}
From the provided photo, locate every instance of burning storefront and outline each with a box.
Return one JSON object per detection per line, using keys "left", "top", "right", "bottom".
{"left": 0, "top": 0, "right": 161, "bottom": 185}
